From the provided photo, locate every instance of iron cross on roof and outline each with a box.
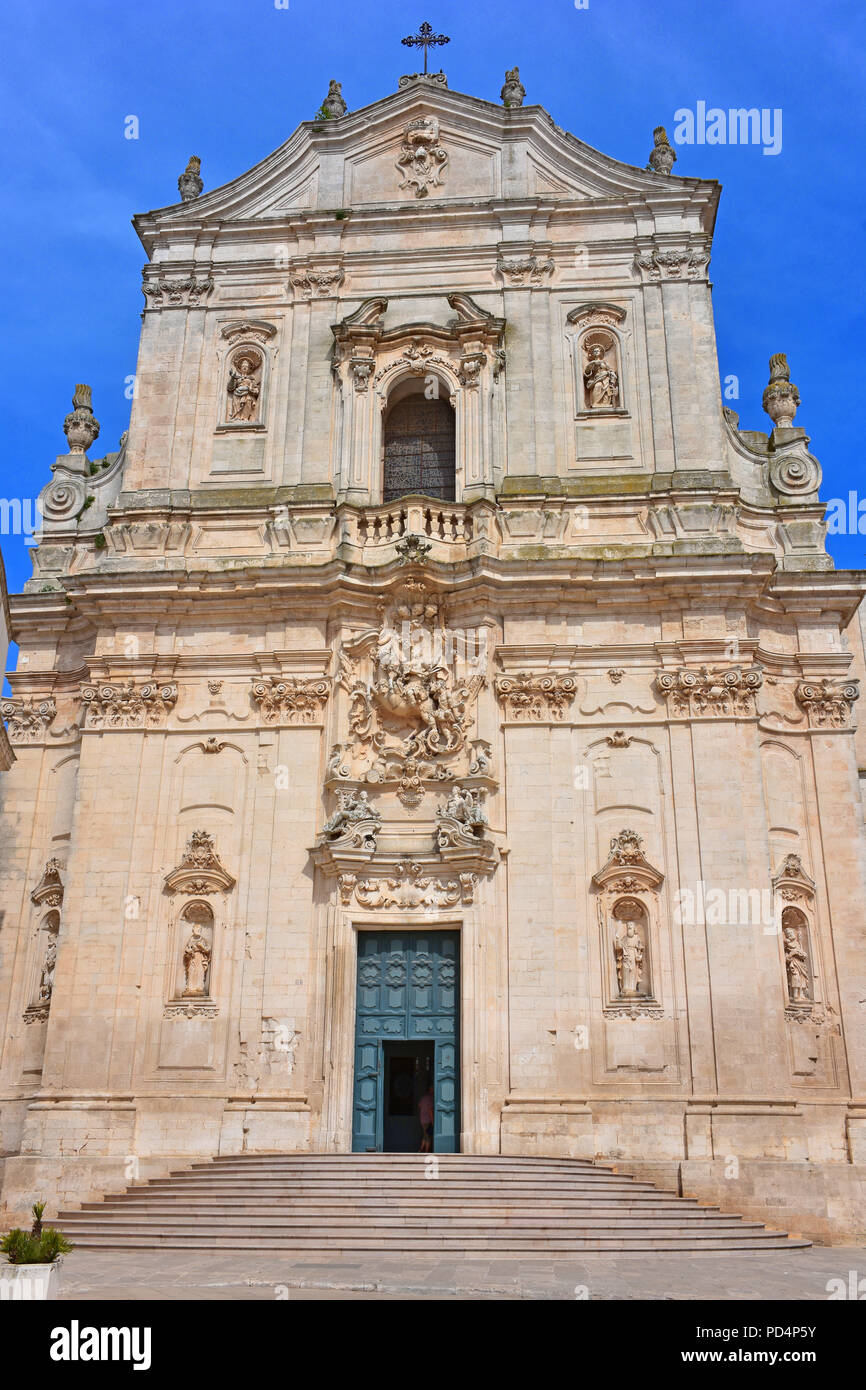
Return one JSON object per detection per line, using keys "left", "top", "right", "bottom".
{"left": 401, "top": 21, "right": 450, "bottom": 75}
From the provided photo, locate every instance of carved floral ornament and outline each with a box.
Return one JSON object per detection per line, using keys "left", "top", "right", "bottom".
{"left": 338, "top": 860, "right": 477, "bottom": 910}
{"left": 164, "top": 830, "right": 236, "bottom": 896}
{"left": 496, "top": 253, "right": 555, "bottom": 287}
{"left": 290, "top": 266, "right": 345, "bottom": 299}
{"left": 654, "top": 665, "right": 763, "bottom": 718}
{"left": 494, "top": 671, "right": 578, "bottom": 722}
{"left": 31, "top": 858, "right": 65, "bottom": 909}
{"left": 1, "top": 696, "right": 57, "bottom": 744}
{"left": 80, "top": 681, "right": 178, "bottom": 729}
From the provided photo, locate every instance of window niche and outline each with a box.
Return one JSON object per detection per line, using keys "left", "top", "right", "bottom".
{"left": 592, "top": 829, "right": 664, "bottom": 1019}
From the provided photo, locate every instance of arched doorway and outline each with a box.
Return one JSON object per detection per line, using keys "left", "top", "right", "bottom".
{"left": 382, "top": 393, "right": 456, "bottom": 503}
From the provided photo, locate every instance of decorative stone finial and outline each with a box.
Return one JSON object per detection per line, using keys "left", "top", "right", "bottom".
{"left": 178, "top": 156, "right": 203, "bottom": 202}
{"left": 63, "top": 384, "right": 100, "bottom": 454}
{"left": 647, "top": 126, "right": 677, "bottom": 175}
{"left": 762, "top": 353, "right": 801, "bottom": 429}
{"left": 317, "top": 79, "right": 347, "bottom": 119}
{"left": 501, "top": 67, "right": 525, "bottom": 107}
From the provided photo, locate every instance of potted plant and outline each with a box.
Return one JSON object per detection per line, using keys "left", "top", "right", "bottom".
{"left": 1, "top": 1202, "right": 73, "bottom": 1300}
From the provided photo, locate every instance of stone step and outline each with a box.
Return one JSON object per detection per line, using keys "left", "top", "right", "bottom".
{"left": 54, "top": 1153, "right": 809, "bottom": 1254}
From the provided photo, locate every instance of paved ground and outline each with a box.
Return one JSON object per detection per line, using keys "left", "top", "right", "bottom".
{"left": 54, "top": 1246, "right": 866, "bottom": 1300}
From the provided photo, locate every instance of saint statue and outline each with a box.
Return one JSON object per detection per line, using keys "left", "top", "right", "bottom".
{"left": 584, "top": 343, "right": 619, "bottom": 408}
{"left": 783, "top": 926, "right": 810, "bottom": 1002}
{"left": 183, "top": 923, "right": 211, "bottom": 997}
{"left": 38, "top": 937, "right": 57, "bottom": 1002}
{"left": 614, "top": 921, "right": 644, "bottom": 996}
{"left": 227, "top": 354, "right": 261, "bottom": 422}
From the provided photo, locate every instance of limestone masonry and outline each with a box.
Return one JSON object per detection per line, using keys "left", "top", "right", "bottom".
{"left": 1, "top": 69, "right": 865, "bottom": 1242}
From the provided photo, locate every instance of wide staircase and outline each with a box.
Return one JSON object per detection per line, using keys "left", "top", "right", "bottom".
{"left": 55, "top": 1154, "right": 810, "bottom": 1254}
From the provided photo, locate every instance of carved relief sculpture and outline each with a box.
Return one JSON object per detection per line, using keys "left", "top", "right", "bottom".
{"left": 251, "top": 676, "right": 330, "bottom": 725}
{"left": 183, "top": 921, "right": 212, "bottom": 997}
{"left": 795, "top": 678, "right": 859, "bottom": 728}
{"left": 783, "top": 922, "right": 810, "bottom": 1003}
{"left": 593, "top": 831, "right": 665, "bottom": 1019}
{"left": 614, "top": 912, "right": 645, "bottom": 996}
{"left": 435, "top": 784, "right": 488, "bottom": 849}
{"left": 320, "top": 788, "right": 381, "bottom": 851}
{"left": 396, "top": 116, "right": 449, "bottom": 197}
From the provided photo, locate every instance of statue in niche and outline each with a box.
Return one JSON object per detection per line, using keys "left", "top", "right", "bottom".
{"left": 613, "top": 908, "right": 645, "bottom": 996}
{"left": 583, "top": 342, "right": 619, "bottom": 409}
{"left": 38, "top": 936, "right": 57, "bottom": 1002}
{"left": 783, "top": 925, "right": 810, "bottom": 1002}
{"left": 183, "top": 922, "right": 212, "bottom": 997}
{"left": 226, "top": 350, "right": 262, "bottom": 422}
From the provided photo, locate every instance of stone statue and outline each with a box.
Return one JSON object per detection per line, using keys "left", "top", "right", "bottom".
{"left": 783, "top": 926, "right": 810, "bottom": 1002}
{"left": 584, "top": 343, "right": 619, "bottom": 408}
{"left": 501, "top": 67, "right": 525, "bottom": 107}
{"left": 227, "top": 353, "right": 261, "bottom": 422}
{"left": 442, "top": 784, "right": 486, "bottom": 830}
{"left": 38, "top": 937, "right": 57, "bottom": 1002}
{"left": 647, "top": 126, "right": 676, "bottom": 175}
{"left": 614, "top": 921, "right": 644, "bottom": 996}
{"left": 178, "top": 156, "right": 203, "bottom": 202}
{"left": 322, "top": 788, "right": 381, "bottom": 841}
{"left": 318, "top": 80, "right": 347, "bottom": 118}
{"left": 183, "top": 923, "right": 211, "bottom": 997}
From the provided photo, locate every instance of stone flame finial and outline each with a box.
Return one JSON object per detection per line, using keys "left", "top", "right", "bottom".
{"left": 63, "top": 384, "right": 100, "bottom": 454}
{"left": 501, "top": 67, "right": 525, "bottom": 107}
{"left": 178, "top": 156, "right": 203, "bottom": 202}
{"left": 647, "top": 125, "right": 677, "bottom": 175}
{"left": 762, "top": 353, "right": 801, "bottom": 429}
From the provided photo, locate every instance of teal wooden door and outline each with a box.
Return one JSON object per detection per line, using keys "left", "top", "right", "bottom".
{"left": 352, "top": 931, "right": 459, "bottom": 1153}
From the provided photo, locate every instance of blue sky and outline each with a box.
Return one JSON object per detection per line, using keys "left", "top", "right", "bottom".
{"left": 1, "top": 0, "right": 865, "bottom": 610}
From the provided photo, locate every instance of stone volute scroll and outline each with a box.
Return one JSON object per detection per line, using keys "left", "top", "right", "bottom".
{"left": 592, "top": 830, "right": 665, "bottom": 1020}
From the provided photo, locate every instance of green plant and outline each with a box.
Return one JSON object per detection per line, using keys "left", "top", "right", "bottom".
{"left": 1, "top": 1225, "right": 72, "bottom": 1264}
{"left": 30, "top": 1201, "right": 46, "bottom": 1238}
{"left": 94, "top": 533, "right": 107, "bottom": 550}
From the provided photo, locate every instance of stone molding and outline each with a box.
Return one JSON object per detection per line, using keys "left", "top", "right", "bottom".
{"left": 164, "top": 830, "right": 236, "bottom": 896}
{"left": 142, "top": 274, "right": 214, "bottom": 308}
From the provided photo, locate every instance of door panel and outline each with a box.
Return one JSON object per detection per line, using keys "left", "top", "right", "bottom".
{"left": 352, "top": 930, "right": 460, "bottom": 1153}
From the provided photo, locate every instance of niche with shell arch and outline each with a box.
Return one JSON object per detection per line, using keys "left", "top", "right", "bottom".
{"left": 216, "top": 320, "right": 278, "bottom": 432}
{"left": 592, "top": 829, "right": 664, "bottom": 1017}
{"left": 23, "top": 858, "right": 65, "bottom": 1024}
{"left": 566, "top": 304, "right": 628, "bottom": 417}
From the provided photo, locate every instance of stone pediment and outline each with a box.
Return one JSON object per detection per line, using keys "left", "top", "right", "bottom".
{"left": 134, "top": 85, "right": 718, "bottom": 250}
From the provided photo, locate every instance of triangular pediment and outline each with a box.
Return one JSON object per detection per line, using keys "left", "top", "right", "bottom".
{"left": 134, "top": 83, "right": 717, "bottom": 251}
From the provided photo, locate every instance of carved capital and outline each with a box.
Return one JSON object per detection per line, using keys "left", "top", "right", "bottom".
{"left": 1, "top": 696, "right": 57, "bottom": 744}
{"left": 494, "top": 671, "right": 578, "bottom": 721}
{"left": 80, "top": 681, "right": 178, "bottom": 729}
{"left": 795, "top": 678, "right": 859, "bottom": 729}
{"left": 251, "top": 676, "right": 330, "bottom": 725}
{"left": 655, "top": 665, "right": 763, "bottom": 718}
{"left": 290, "top": 266, "right": 345, "bottom": 299}
{"left": 496, "top": 254, "right": 554, "bottom": 287}
{"left": 142, "top": 274, "right": 214, "bottom": 308}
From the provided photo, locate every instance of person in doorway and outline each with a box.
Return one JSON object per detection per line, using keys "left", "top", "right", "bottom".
{"left": 418, "top": 1083, "right": 435, "bottom": 1153}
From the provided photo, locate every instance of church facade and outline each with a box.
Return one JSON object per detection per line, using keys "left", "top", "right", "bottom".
{"left": 2, "top": 68, "right": 866, "bottom": 1241}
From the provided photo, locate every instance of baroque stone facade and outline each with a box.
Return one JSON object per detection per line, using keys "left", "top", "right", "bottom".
{"left": 1, "top": 70, "right": 866, "bottom": 1242}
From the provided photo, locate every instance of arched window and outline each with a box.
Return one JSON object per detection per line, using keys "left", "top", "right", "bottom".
{"left": 382, "top": 393, "right": 456, "bottom": 503}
